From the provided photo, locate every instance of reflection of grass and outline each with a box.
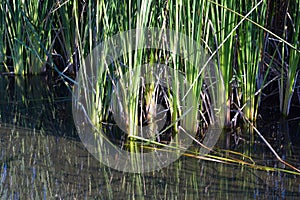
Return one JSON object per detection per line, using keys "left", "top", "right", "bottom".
{"left": 0, "top": 76, "right": 75, "bottom": 137}
{"left": 0, "top": 124, "right": 299, "bottom": 199}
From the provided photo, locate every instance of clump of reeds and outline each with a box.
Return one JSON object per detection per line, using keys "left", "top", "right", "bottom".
{"left": 1, "top": 0, "right": 300, "bottom": 129}
{"left": 280, "top": 0, "right": 300, "bottom": 116}
{"left": 2, "top": 0, "right": 54, "bottom": 74}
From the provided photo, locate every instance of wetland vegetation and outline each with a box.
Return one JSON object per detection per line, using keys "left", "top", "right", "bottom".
{"left": 0, "top": 0, "right": 300, "bottom": 199}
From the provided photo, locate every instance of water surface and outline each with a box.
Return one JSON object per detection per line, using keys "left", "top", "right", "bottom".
{"left": 0, "top": 76, "right": 299, "bottom": 199}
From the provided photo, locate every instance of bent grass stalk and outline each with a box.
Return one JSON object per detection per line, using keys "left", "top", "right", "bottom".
{"left": 208, "top": 0, "right": 299, "bottom": 120}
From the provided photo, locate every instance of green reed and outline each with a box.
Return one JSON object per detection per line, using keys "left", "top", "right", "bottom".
{"left": 281, "top": 0, "right": 300, "bottom": 116}
{"left": 1, "top": 3, "right": 300, "bottom": 178}
{"left": 74, "top": 0, "right": 152, "bottom": 172}
{"left": 72, "top": 0, "right": 218, "bottom": 173}
{"left": 74, "top": 0, "right": 278, "bottom": 161}
{"left": 4, "top": 0, "right": 26, "bottom": 74}
{"left": 2, "top": 0, "right": 299, "bottom": 121}
{"left": 50, "top": 0, "right": 76, "bottom": 76}
{"left": 3, "top": 0, "right": 54, "bottom": 74}
{"left": 236, "top": 0, "right": 267, "bottom": 121}
{"left": 22, "top": 0, "right": 53, "bottom": 74}
{"left": 208, "top": 0, "right": 237, "bottom": 126}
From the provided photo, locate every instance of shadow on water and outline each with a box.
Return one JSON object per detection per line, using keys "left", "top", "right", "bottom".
{"left": 0, "top": 75, "right": 77, "bottom": 138}
{"left": 0, "top": 76, "right": 299, "bottom": 199}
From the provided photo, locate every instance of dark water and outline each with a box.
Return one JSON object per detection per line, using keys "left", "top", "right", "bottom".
{"left": 0, "top": 76, "right": 299, "bottom": 199}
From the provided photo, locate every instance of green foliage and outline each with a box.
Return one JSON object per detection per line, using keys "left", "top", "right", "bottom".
{"left": 236, "top": 0, "right": 267, "bottom": 121}
{"left": 208, "top": 0, "right": 237, "bottom": 124}
{"left": 281, "top": 0, "right": 300, "bottom": 116}
{"left": 1, "top": 0, "right": 300, "bottom": 122}
{"left": 3, "top": 0, "right": 53, "bottom": 74}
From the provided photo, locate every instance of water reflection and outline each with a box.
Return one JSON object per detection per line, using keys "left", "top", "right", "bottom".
{"left": 0, "top": 76, "right": 299, "bottom": 199}
{"left": 0, "top": 76, "right": 76, "bottom": 137}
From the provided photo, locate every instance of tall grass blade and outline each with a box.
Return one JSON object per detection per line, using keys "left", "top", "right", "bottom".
{"left": 282, "top": 0, "right": 300, "bottom": 116}
{"left": 208, "top": 0, "right": 237, "bottom": 126}
{"left": 236, "top": 0, "right": 267, "bottom": 121}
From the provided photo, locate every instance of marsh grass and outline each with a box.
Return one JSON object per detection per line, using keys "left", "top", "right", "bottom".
{"left": 2, "top": 0, "right": 299, "bottom": 120}
{"left": 2, "top": 0, "right": 300, "bottom": 178}
{"left": 281, "top": 0, "right": 300, "bottom": 116}
{"left": 236, "top": 0, "right": 266, "bottom": 121}
{"left": 44, "top": 0, "right": 300, "bottom": 174}
{"left": 22, "top": 0, "right": 53, "bottom": 73}
{"left": 5, "top": 0, "right": 26, "bottom": 74}
{"left": 3, "top": 0, "right": 54, "bottom": 74}
{"left": 208, "top": 0, "right": 237, "bottom": 126}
